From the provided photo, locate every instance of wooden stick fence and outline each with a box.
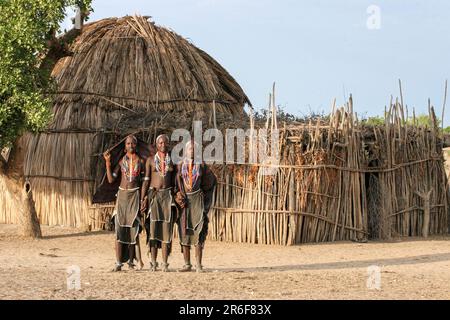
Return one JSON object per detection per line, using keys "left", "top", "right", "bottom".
{"left": 207, "top": 96, "right": 449, "bottom": 244}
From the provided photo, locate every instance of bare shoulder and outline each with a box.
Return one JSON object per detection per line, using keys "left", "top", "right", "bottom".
{"left": 146, "top": 156, "right": 155, "bottom": 170}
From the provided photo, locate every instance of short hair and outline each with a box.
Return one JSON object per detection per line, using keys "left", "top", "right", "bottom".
{"left": 156, "top": 134, "right": 169, "bottom": 143}
{"left": 125, "top": 134, "right": 137, "bottom": 144}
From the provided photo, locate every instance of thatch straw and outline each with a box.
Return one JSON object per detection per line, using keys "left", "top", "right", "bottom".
{"left": 51, "top": 15, "right": 251, "bottom": 117}
{"left": 0, "top": 15, "right": 250, "bottom": 230}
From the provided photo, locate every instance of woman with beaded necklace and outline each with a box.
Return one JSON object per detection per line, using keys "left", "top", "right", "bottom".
{"left": 175, "top": 140, "right": 217, "bottom": 272}
{"left": 104, "top": 135, "right": 145, "bottom": 272}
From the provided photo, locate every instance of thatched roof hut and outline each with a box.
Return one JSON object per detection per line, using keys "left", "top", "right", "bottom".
{"left": 0, "top": 15, "right": 251, "bottom": 229}
{"left": 52, "top": 15, "right": 251, "bottom": 118}
{"left": 1, "top": 15, "right": 447, "bottom": 243}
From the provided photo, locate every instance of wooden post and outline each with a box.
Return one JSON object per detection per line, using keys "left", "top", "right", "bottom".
{"left": 288, "top": 168, "right": 296, "bottom": 245}
{"left": 416, "top": 190, "right": 432, "bottom": 238}
{"left": 441, "top": 80, "right": 447, "bottom": 131}
{"left": 212, "top": 100, "right": 217, "bottom": 129}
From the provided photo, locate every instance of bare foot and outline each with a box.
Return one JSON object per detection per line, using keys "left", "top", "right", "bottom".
{"left": 178, "top": 264, "right": 192, "bottom": 272}
{"left": 112, "top": 264, "right": 122, "bottom": 272}
{"left": 149, "top": 262, "right": 158, "bottom": 272}
{"left": 196, "top": 265, "right": 204, "bottom": 273}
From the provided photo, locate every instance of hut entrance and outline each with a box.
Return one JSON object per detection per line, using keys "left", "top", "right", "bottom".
{"left": 364, "top": 134, "right": 384, "bottom": 240}
{"left": 366, "top": 167, "right": 382, "bottom": 240}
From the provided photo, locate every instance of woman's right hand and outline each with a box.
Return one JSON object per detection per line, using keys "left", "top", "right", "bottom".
{"left": 103, "top": 151, "right": 111, "bottom": 165}
{"left": 175, "top": 191, "right": 186, "bottom": 209}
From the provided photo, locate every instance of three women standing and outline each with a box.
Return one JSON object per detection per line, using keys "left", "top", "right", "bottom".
{"left": 104, "top": 136, "right": 216, "bottom": 272}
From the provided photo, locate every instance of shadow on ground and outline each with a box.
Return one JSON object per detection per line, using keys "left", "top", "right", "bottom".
{"left": 217, "top": 252, "right": 450, "bottom": 273}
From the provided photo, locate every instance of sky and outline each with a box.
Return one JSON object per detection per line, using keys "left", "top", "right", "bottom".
{"left": 62, "top": 0, "right": 450, "bottom": 125}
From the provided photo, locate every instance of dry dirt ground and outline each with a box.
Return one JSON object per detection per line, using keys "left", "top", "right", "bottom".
{"left": 0, "top": 224, "right": 449, "bottom": 300}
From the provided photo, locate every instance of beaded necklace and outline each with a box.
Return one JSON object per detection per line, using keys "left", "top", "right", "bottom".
{"left": 181, "top": 159, "right": 200, "bottom": 192}
{"left": 154, "top": 152, "right": 171, "bottom": 177}
{"left": 121, "top": 154, "right": 141, "bottom": 182}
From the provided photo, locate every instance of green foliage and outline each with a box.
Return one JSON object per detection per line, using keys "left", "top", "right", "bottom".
{"left": 253, "top": 106, "right": 328, "bottom": 123}
{"left": 407, "top": 114, "right": 440, "bottom": 127}
{"left": 363, "top": 115, "right": 385, "bottom": 126}
{"left": 363, "top": 113, "right": 448, "bottom": 130}
{"left": 0, "top": 0, "right": 92, "bottom": 148}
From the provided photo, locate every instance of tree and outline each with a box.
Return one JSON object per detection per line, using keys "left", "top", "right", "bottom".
{"left": 363, "top": 113, "right": 446, "bottom": 129}
{"left": 362, "top": 115, "right": 385, "bottom": 126}
{"left": 0, "top": 0, "right": 92, "bottom": 237}
{"left": 253, "top": 106, "right": 328, "bottom": 123}
{"left": 409, "top": 114, "right": 440, "bottom": 128}
{"left": 0, "top": 0, "right": 92, "bottom": 148}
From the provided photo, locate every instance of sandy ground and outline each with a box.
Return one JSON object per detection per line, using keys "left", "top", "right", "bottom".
{"left": 0, "top": 224, "right": 449, "bottom": 300}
